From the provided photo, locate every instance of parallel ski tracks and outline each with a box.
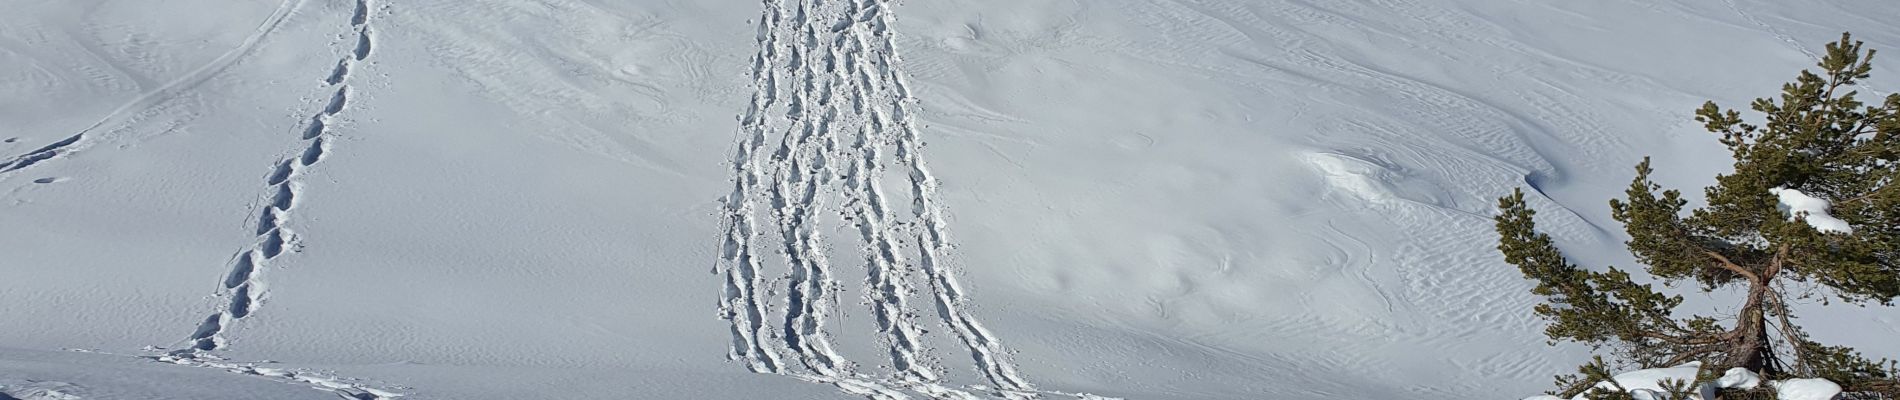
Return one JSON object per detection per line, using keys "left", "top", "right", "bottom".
{"left": 716, "top": 0, "right": 1077, "bottom": 399}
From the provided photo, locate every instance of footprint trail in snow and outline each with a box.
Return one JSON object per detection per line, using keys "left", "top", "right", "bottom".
{"left": 164, "top": 2, "right": 399, "bottom": 398}
{"left": 715, "top": 1, "right": 1093, "bottom": 399}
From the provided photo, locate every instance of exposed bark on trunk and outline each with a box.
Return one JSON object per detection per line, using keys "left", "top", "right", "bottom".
{"left": 1718, "top": 249, "right": 1786, "bottom": 378}
{"left": 1722, "top": 287, "right": 1773, "bottom": 374}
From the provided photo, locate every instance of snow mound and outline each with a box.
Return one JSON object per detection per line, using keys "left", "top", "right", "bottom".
{"left": 1583, "top": 362, "right": 1717, "bottom": 399}
{"left": 1770, "top": 188, "right": 1853, "bottom": 234}
{"left": 1715, "top": 367, "right": 1761, "bottom": 390}
{"left": 1548, "top": 362, "right": 1762, "bottom": 400}
{"left": 1301, "top": 151, "right": 1457, "bottom": 209}
{"left": 1771, "top": 378, "right": 1844, "bottom": 400}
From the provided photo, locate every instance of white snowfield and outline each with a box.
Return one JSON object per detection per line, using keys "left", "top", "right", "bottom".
{"left": 2, "top": 0, "right": 1898, "bottom": 399}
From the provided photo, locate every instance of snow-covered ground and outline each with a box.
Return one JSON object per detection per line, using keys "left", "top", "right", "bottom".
{"left": 2, "top": 0, "right": 1898, "bottom": 399}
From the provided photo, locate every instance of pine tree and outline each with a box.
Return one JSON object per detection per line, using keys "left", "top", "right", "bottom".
{"left": 1496, "top": 33, "right": 1899, "bottom": 396}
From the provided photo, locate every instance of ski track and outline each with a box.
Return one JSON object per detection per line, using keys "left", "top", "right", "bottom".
{"left": 143, "top": 352, "right": 403, "bottom": 400}
{"left": 166, "top": 1, "right": 398, "bottom": 398}
{"left": 1719, "top": 0, "right": 1887, "bottom": 97}
{"left": 36, "top": 348, "right": 403, "bottom": 400}
{"left": 714, "top": 1, "right": 1089, "bottom": 399}
{"left": 0, "top": 0, "right": 304, "bottom": 181}
{"left": 1719, "top": 0, "right": 1823, "bottom": 62}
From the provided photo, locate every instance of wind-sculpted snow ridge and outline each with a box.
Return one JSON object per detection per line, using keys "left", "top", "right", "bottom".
{"left": 164, "top": 1, "right": 398, "bottom": 398}
{"left": 716, "top": 0, "right": 1098, "bottom": 399}
{"left": 0, "top": 0, "right": 302, "bottom": 181}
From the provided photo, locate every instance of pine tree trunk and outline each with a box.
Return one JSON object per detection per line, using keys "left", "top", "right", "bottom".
{"left": 1723, "top": 281, "right": 1781, "bottom": 378}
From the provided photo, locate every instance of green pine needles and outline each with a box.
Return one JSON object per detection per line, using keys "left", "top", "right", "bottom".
{"left": 1495, "top": 33, "right": 1900, "bottom": 397}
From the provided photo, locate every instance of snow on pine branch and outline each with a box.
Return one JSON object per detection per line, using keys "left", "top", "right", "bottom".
{"left": 1770, "top": 188, "right": 1853, "bottom": 234}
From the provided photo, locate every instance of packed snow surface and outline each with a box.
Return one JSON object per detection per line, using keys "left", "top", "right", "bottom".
{"left": 3, "top": 0, "right": 1900, "bottom": 399}
{"left": 1770, "top": 187, "right": 1854, "bottom": 234}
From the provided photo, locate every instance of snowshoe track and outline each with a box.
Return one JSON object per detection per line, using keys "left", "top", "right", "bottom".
{"left": 714, "top": 0, "right": 1088, "bottom": 399}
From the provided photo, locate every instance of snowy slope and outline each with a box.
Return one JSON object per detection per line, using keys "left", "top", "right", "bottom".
{"left": 2, "top": 0, "right": 1898, "bottom": 399}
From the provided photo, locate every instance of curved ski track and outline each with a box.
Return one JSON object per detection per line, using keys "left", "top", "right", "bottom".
{"left": 164, "top": 1, "right": 399, "bottom": 398}
{"left": 0, "top": 0, "right": 303, "bottom": 181}
{"left": 716, "top": 1, "right": 1089, "bottom": 399}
